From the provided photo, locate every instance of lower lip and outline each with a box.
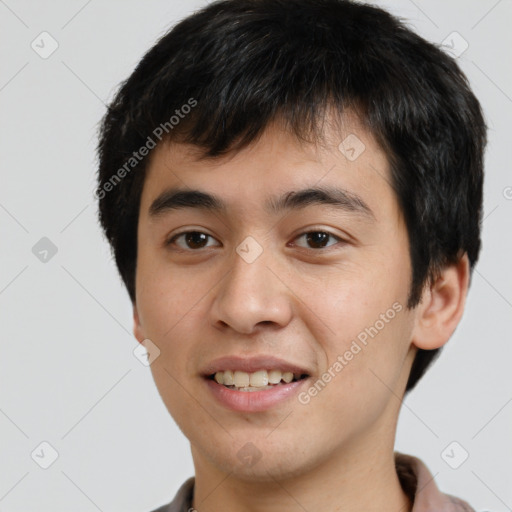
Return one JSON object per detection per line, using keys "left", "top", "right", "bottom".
{"left": 205, "top": 378, "right": 309, "bottom": 412}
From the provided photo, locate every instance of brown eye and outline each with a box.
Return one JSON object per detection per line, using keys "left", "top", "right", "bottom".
{"left": 294, "top": 230, "right": 341, "bottom": 249}
{"left": 167, "top": 231, "right": 219, "bottom": 250}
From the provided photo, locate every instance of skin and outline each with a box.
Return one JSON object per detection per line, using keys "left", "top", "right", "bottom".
{"left": 133, "top": 113, "right": 469, "bottom": 512}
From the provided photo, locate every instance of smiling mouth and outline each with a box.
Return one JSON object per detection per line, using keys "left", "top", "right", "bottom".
{"left": 207, "top": 369, "right": 309, "bottom": 392}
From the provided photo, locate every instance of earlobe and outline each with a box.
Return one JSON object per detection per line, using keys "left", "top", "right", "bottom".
{"left": 411, "top": 254, "right": 470, "bottom": 351}
{"left": 133, "top": 304, "right": 145, "bottom": 344}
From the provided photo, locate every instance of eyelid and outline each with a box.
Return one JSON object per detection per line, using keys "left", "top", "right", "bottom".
{"left": 289, "top": 228, "right": 347, "bottom": 250}
{"left": 165, "top": 229, "right": 221, "bottom": 249}
{"left": 165, "top": 227, "right": 348, "bottom": 252}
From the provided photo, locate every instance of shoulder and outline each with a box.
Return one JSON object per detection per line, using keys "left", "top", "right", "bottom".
{"left": 395, "top": 452, "right": 478, "bottom": 512}
{"left": 148, "top": 476, "right": 195, "bottom": 512}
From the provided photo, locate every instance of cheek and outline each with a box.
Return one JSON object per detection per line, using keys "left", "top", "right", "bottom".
{"left": 135, "top": 265, "right": 212, "bottom": 404}
{"left": 303, "top": 309, "right": 414, "bottom": 439}
{"left": 137, "top": 266, "right": 209, "bottom": 422}
{"left": 318, "top": 260, "right": 408, "bottom": 345}
{"left": 308, "top": 258, "right": 413, "bottom": 408}
{"left": 136, "top": 250, "right": 208, "bottom": 336}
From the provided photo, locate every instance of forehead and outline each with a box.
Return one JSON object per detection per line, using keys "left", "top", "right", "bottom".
{"left": 139, "top": 112, "right": 396, "bottom": 223}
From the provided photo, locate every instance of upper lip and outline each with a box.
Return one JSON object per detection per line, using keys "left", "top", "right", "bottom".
{"left": 201, "top": 355, "right": 311, "bottom": 377}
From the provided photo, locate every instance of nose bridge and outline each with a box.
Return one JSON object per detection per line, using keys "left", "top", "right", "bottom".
{"left": 211, "top": 234, "right": 293, "bottom": 333}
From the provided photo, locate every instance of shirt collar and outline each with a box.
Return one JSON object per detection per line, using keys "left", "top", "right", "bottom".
{"left": 161, "top": 452, "right": 475, "bottom": 512}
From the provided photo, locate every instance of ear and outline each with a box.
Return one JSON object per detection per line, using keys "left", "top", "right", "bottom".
{"left": 411, "top": 254, "right": 470, "bottom": 350}
{"left": 133, "top": 303, "right": 145, "bottom": 344}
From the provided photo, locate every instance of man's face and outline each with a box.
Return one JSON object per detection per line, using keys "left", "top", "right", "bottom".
{"left": 134, "top": 116, "right": 419, "bottom": 480}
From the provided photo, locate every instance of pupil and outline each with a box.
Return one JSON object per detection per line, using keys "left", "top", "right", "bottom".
{"left": 186, "top": 232, "right": 207, "bottom": 249}
{"left": 307, "top": 232, "right": 328, "bottom": 248}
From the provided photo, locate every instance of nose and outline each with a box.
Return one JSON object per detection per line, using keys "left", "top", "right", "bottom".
{"left": 210, "top": 241, "right": 293, "bottom": 335}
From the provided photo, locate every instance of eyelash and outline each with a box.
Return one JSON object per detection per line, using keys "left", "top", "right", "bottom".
{"left": 166, "top": 229, "right": 345, "bottom": 252}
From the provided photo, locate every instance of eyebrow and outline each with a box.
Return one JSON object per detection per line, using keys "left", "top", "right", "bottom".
{"left": 149, "top": 185, "right": 375, "bottom": 219}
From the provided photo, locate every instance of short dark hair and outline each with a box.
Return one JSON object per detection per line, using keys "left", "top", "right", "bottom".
{"left": 96, "top": 0, "right": 487, "bottom": 392}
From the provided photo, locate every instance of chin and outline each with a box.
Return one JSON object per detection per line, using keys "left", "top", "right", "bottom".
{"left": 202, "top": 440, "right": 323, "bottom": 483}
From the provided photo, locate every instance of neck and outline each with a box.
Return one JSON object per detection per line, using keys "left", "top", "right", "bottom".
{"left": 191, "top": 440, "right": 412, "bottom": 512}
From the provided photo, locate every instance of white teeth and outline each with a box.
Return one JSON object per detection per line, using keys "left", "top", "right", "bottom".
{"left": 212, "top": 369, "right": 306, "bottom": 389}
{"left": 223, "top": 370, "right": 234, "bottom": 385}
{"left": 250, "top": 370, "right": 268, "bottom": 387}
{"left": 234, "top": 371, "right": 250, "bottom": 387}
{"left": 268, "top": 369, "right": 282, "bottom": 384}
{"left": 282, "top": 371, "right": 294, "bottom": 383}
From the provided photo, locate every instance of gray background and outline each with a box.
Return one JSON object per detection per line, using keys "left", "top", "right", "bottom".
{"left": 0, "top": 0, "right": 510, "bottom": 510}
